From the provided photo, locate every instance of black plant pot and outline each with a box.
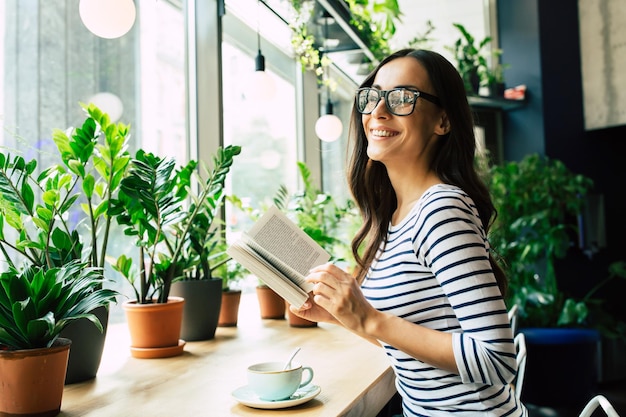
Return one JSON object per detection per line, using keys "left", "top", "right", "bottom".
{"left": 464, "top": 68, "right": 481, "bottom": 95}
{"left": 62, "top": 305, "right": 109, "bottom": 384}
{"left": 170, "top": 278, "right": 223, "bottom": 341}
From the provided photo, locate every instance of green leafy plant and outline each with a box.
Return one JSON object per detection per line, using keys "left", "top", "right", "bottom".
{"left": 110, "top": 145, "right": 241, "bottom": 304}
{"left": 486, "top": 154, "right": 621, "bottom": 332}
{"left": 407, "top": 20, "right": 436, "bottom": 50}
{"left": 345, "top": 0, "right": 401, "bottom": 63}
{"left": 287, "top": 0, "right": 402, "bottom": 75}
{"left": 213, "top": 253, "right": 248, "bottom": 292}
{"left": 0, "top": 103, "right": 130, "bottom": 273}
{"left": 273, "top": 161, "right": 356, "bottom": 266}
{"left": 0, "top": 260, "right": 117, "bottom": 350}
{"left": 560, "top": 260, "right": 626, "bottom": 339}
{"left": 0, "top": 104, "right": 127, "bottom": 352}
{"left": 447, "top": 23, "right": 495, "bottom": 93}
{"left": 486, "top": 62, "right": 508, "bottom": 86}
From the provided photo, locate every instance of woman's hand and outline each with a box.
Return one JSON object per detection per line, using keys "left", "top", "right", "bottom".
{"left": 296, "top": 262, "right": 379, "bottom": 336}
{"left": 289, "top": 293, "right": 338, "bottom": 324}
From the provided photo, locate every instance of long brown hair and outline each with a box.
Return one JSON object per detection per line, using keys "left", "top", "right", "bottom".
{"left": 347, "top": 49, "right": 507, "bottom": 297}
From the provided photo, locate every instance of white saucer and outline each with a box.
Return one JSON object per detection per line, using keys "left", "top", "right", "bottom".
{"left": 231, "top": 384, "right": 321, "bottom": 409}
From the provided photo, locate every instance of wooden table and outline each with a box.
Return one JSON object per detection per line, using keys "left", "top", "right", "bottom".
{"left": 59, "top": 293, "right": 396, "bottom": 417}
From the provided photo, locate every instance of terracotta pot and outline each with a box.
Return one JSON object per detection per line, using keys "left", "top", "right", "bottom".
{"left": 286, "top": 301, "right": 317, "bottom": 328}
{"left": 218, "top": 289, "right": 242, "bottom": 327}
{"left": 170, "top": 278, "right": 222, "bottom": 341}
{"left": 0, "top": 338, "right": 71, "bottom": 417}
{"left": 123, "top": 296, "right": 185, "bottom": 358}
{"left": 256, "top": 285, "right": 286, "bottom": 319}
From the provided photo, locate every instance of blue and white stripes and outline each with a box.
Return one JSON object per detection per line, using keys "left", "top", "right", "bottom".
{"left": 362, "top": 184, "right": 526, "bottom": 416}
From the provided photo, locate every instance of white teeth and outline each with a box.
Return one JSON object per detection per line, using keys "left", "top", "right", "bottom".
{"left": 371, "top": 129, "right": 396, "bottom": 137}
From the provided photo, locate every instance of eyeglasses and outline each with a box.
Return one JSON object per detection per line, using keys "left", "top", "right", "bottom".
{"left": 355, "top": 87, "right": 441, "bottom": 116}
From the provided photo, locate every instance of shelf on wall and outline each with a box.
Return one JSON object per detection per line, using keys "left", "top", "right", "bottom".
{"left": 468, "top": 95, "right": 526, "bottom": 111}
{"left": 308, "top": 0, "right": 379, "bottom": 84}
{"left": 469, "top": 95, "right": 526, "bottom": 166}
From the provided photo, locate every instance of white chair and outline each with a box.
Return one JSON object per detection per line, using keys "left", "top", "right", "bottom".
{"left": 512, "top": 332, "right": 527, "bottom": 401}
{"left": 579, "top": 395, "right": 621, "bottom": 417}
{"left": 508, "top": 304, "right": 519, "bottom": 335}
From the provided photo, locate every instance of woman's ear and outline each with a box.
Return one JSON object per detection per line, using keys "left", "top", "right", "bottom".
{"left": 435, "top": 112, "right": 451, "bottom": 135}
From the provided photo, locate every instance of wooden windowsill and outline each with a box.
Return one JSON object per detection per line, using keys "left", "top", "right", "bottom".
{"left": 60, "top": 292, "right": 395, "bottom": 417}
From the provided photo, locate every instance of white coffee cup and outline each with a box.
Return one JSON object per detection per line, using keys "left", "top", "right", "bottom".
{"left": 247, "top": 361, "right": 314, "bottom": 401}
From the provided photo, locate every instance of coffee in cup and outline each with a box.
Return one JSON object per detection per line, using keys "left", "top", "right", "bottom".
{"left": 247, "top": 361, "right": 314, "bottom": 401}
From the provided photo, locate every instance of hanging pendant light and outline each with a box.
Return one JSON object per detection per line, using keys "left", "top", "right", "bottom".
{"left": 246, "top": 0, "right": 276, "bottom": 102}
{"left": 79, "top": 0, "right": 136, "bottom": 39}
{"left": 315, "top": 95, "right": 343, "bottom": 142}
{"left": 315, "top": 10, "right": 342, "bottom": 142}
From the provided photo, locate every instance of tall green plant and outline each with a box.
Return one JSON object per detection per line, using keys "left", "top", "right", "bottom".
{"left": 0, "top": 103, "right": 126, "bottom": 349}
{"left": 488, "top": 154, "right": 595, "bottom": 328}
{"left": 0, "top": 103, "right": 130, "bottom": 272}
{"left": 110, "top": 145, "right": 241, "bottom": 304}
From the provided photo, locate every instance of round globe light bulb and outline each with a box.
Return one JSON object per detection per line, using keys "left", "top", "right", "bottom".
{"left": 88, "top": 92, "right": 124, "bottom": 122}
{"left": 315, "top": 114, "right": 343, "bottom": 142}
{"left": 79, "top": 0, "right": 136, "bottom": 39}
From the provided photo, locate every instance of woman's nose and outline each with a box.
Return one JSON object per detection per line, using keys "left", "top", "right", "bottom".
{"left": 370, "top": 97, "right": 390, "bottom": 117}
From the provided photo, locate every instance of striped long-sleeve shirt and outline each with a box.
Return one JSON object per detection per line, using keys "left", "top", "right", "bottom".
{"left": 362, "top": 184, "right": 527, "bottom": 416}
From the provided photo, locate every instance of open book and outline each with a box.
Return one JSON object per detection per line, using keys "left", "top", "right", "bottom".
{"left": 227, "top": 205, "right": 330, "bottom": 309}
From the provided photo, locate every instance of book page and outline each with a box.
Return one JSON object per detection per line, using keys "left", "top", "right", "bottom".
{"left": 240, "top": 233, "right": 312, "bottom": 291}
{"left": 227, "top": 206, "right": 331, "bottom": 309}
{"left": 227, "top": 240, "right": 309, "bottom": 308}
{"left": 247, "top": 206, "right": 330, "bottom": 279}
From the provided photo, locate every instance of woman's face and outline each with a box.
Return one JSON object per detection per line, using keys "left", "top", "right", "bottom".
{"left": 362, "top": 57, "right": 447, "bottom": 168}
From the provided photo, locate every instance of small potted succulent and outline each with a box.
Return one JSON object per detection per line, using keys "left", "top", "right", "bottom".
{"left": 0, "top": 261, "right": 117, "bottom": 417}
{"left": 110, "top": 145, "right": 240, "bottom": 356}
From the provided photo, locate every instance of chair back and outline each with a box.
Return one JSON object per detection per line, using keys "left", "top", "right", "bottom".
{"left": 579, "top": 394, "right": 620, "bottom": 417}
{"left": 512, "top": 332, "right": 527, "bottom": 401}
{"left": 508, "top": 304, "right": 519, "bottom": 335}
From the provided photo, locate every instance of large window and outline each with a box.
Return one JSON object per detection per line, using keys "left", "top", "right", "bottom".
{"left": 222, "top": 3, "right": 299, "bottom": 238}
{"left": 0, "top": 0, "right": 358, "bottom": 314}
{"left": 0, "top": 0, "right": 187, "bottom": 323}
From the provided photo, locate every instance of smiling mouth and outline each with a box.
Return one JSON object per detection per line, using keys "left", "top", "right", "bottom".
{"left": 371, "top": 129, "right": 398, "bottom": 137}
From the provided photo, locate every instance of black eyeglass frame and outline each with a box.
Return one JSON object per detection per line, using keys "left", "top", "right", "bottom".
{"left": 355, "top": 87, "right": 441, "bottom": 116}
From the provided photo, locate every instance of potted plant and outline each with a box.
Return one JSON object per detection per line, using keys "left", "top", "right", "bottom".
{"left": 169, "top": 234, "right": 226, "bottom": 340}
{"left": 0, "top": 260, "right": 117, "bottom": 417}
{"left": 486, "top": 153, "right": 625, "bottom": 407}
{"left": 486, "top": 62, "right": 509, "bottom": 97}
{"left": 110, "top": 145, "right": 240, "bottom": 356}
{"left": 447, "top": 22, "right": 495, "bottom": 94}
{"left": 216, "top": 256, "right": 248, "bottom": 327}
{"left": 168, "top": 147, "right": 240, "bottom": 339}
{"left": 0, "top": 103, "right": 129, "bottom": 382}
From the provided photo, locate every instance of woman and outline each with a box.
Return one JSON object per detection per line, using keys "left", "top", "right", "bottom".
{"left": 290, "top": 49, "right": 526, "bottom": 416}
